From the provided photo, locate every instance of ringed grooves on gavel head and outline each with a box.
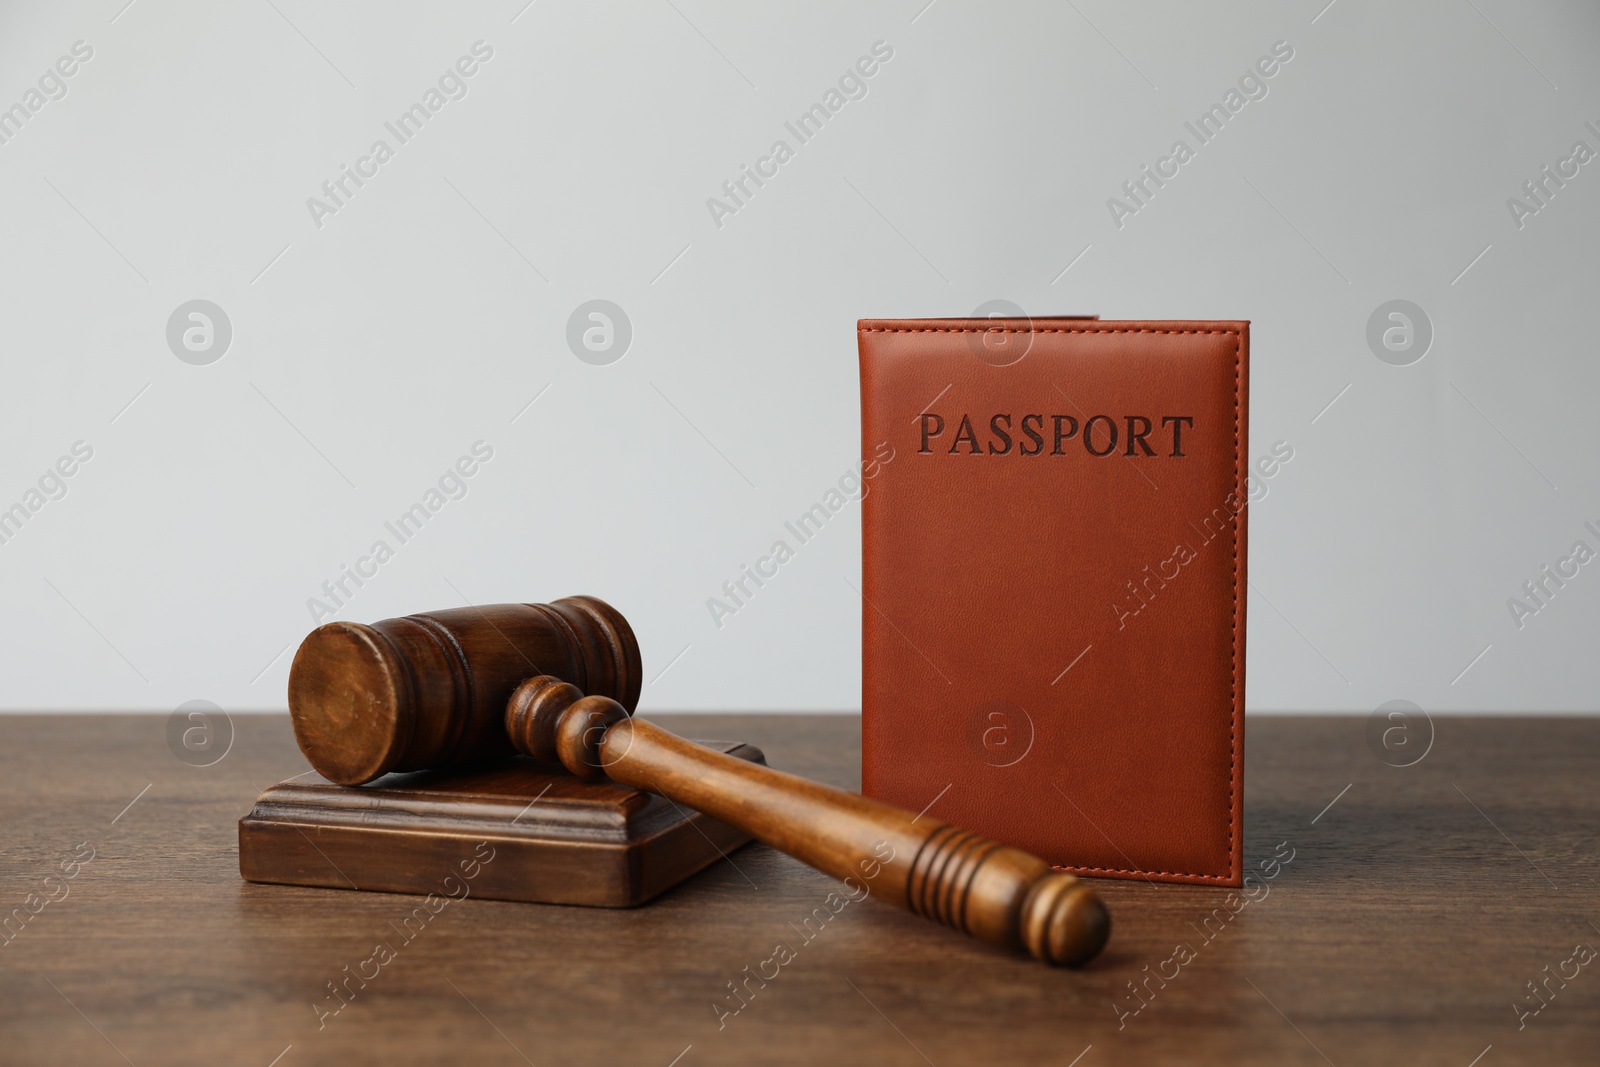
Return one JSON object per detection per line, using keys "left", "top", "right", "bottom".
{"left": 287, "top": 597, "right": 641, "bottom": 785}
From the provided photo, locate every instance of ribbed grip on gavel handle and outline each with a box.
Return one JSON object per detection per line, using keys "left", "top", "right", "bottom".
{"left": 505, "top": 679, "right": 1109, "bottom": 966}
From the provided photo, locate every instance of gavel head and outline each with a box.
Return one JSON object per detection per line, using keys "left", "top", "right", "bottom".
{"left": 505, "top": 674, "right": 631, "bottom": 780}
{"left": 287, "top": 597, "right": 640, "bottom": 785}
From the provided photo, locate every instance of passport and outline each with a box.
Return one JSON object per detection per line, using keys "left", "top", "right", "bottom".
{"left": 858, "top": 317, "right": 1249, "bottom": 885}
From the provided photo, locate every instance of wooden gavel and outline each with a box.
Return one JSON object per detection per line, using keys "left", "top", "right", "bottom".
{"left": 288, "top": 599, "right": 1109, "bottom": 966}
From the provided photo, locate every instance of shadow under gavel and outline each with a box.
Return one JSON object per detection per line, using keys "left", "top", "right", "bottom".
{"left": 505, "top": 676, "right": 1110, "bottom": 967}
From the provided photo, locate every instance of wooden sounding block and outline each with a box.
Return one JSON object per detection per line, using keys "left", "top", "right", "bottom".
{"left": 239, "top": 741, "right": 764, "bottom": 906}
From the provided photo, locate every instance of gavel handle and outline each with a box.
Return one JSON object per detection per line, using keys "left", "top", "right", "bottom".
{"left": 507, "top": 680, "right": 1108, "bottom": 966}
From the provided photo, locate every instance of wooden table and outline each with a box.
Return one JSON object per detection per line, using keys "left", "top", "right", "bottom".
{"left": 0, "top": 714, "right": 1594, "bottom": 1066}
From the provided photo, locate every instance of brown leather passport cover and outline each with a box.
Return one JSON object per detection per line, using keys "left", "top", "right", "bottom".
{"left": 859, "top": 318, "right": 1247, "bottom": 886}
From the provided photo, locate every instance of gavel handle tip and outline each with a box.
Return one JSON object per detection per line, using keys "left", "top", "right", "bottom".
{"left": 1021, "top": 873, "right": 1111, "bottom": 967}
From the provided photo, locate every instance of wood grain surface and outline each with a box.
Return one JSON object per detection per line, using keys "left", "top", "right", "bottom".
{"left": 0, "top": 713, "right": 1595, "bottom": 1066}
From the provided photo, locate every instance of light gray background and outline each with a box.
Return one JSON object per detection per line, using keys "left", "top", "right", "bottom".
{"left": 0, "top": 0, "right": 1595, "bottom": 714}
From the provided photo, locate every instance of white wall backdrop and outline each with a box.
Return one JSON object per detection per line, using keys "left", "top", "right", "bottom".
{"left": 0, "top": 0, "right": 1596, "bottom": 714}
